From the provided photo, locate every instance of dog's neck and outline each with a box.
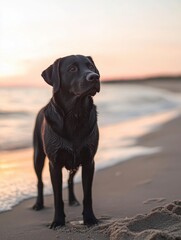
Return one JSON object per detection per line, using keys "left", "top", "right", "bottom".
{"left": 53, "top": 92, "right": 93, "bottom": 118}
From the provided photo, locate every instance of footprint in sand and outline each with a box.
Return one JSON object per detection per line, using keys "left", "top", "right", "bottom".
{"left": 143, "top": 197, "right": 166, "bottom": 204}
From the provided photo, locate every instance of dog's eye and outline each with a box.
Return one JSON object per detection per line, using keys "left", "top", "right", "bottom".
{"left": 88, "top": 64, "right": 94, "bottom": 71}
{"left": 68, "top": 66, "right": 78, "bottom": 72}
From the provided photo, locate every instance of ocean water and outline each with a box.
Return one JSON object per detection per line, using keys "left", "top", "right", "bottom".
{"left": 0, "top": 83, "right": 181, "bottom": 212}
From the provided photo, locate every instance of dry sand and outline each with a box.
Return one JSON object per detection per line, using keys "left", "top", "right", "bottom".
{"left": 1, "top": 80, "right": 181, "bottom": 240}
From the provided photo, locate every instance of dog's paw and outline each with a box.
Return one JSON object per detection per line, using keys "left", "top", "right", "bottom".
{"left": 49, "top": 220, "right": 65, "bottom": 229}
{"left": 83, "top": 214, "right": 98, "bottom": 226}
{"left": 32, "top": 202, "right": 44, "bottom": 211}
{"left": 69, "top": 199, "right": 80, "bottom": 207}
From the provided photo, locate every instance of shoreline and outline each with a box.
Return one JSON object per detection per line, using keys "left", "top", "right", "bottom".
{"left": 0, "top": 111, "right": 181, "bottom": 239}
{"left": 1, "top": 80, "right": 181, "bottom": 239}
{"left": 0, "top": 108, "right": 179, "bottom": 214}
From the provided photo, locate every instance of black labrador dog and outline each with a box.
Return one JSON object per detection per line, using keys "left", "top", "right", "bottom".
{"left": 32, "top": 55, "right": 100, "bottom": 229}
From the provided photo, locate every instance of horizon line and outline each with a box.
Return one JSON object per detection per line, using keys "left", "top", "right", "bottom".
{"left": 0, "top": 74, "right": 181, "bottom": 88}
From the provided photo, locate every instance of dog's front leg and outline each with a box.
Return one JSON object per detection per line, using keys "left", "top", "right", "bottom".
{"left": 49, "top": 161, "right": 65, "bottom": 229}
{"left": 82, "top": 161, "right": 98, "bottom": 225}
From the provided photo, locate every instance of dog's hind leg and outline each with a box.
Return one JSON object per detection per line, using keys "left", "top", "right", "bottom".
{"left": 68, "top": 170, "right": 80, "bottom": 206}
{"left": 32, "top": 140, "right": 46, "bottom": 211}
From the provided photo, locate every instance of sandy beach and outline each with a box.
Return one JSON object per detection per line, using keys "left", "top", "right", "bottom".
{"left": 1, "top": 80, "right": 181, "bottom": 240}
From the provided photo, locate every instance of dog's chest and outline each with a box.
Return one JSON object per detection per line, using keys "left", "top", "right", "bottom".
{"left": 64, "top": 114, "right": 89, "bottom": 144}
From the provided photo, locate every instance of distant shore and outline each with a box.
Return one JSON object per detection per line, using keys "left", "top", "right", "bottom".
{"left": 0, "top": 79, "right": 181, "bottom": 239}
{"left": 102, "top": 76, "right": 181, "bottom": 94}
{"left": 102, "top": 75, "right": 181, "bottom": 83}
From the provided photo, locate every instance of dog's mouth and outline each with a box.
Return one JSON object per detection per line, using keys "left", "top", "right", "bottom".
{"left": 84, "top": 83, "right": 100, "bottom": 96}
{"left": 87, "top": 87, "right": 99, "bottom": 96}
{"left": 77, "top": 83, "right": 100, "bottom": 97}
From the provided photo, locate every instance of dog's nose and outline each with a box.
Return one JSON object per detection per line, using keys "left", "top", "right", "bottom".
{"left": 86, "top": 73, "right": 100, "bottom": 82}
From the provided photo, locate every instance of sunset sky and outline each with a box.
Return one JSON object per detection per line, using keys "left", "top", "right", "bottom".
{"left": 1, "top": 0, "right": 181, "bottom": 86}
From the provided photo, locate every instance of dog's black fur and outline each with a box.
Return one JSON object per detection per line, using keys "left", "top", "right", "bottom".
{"left": 32, "top": 55, "right": 100, "bottom": 229}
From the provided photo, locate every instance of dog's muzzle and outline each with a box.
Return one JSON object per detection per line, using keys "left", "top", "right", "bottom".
{"left": 86, "top": 73, "right": 100, "bottom": 94}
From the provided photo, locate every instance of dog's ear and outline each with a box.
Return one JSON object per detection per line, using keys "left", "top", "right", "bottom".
{"left": 87, "top": 56, "right": 100, "bottom": 75}
{"left": 41, "top": 58, "right": 61, "bottom": 93}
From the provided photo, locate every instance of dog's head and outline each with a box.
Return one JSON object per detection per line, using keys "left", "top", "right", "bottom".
{"left": 41, "top": 55, "right": 100, "bottom": 97}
